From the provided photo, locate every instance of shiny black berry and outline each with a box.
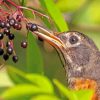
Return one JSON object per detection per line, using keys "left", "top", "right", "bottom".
{"left": 4, "top": 28, "right": 10, "bottom": 35}
{"left": 0, "top": 21, "right": 5, "bottom": 28}
{"left": 5, "top": 22, "right": 11, "bottom": 29}
{"left": 8, "top": 33, "right": 15, "bottom": 40}
{"left": 3, "top": 54, "right": 9, "bottom": 61}
{"left": 12, "top": 56, "right": 18, "bottom": 63}
{"left": 0, "top": 33, "right": 4, "bottom": 39}
{"left": 13, "top": 22, "right": 22, "bottom": 30}
{"left": 9, "top": 18, "right": 16, "bottom": 26}
{"left": 21, "top": 41, "right": 27, "bottom": 48}
{"left": 0, "top": 48, "right": 4, "bottom": 55}
{"left": 16, "top": 23, "right": 22, "bottom": 30}
{"left": 30, "top": 24, "right": 38, "bottom": 31}
{"left": 7, "top": 47, "right": 13, "bottom": 55}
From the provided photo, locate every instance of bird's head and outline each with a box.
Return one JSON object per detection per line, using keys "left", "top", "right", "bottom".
{"left": 57, "top": 31, "right": 98, "bottom": 66}
{"left": 56, "top": 31, "right": 99, "bottom": 83}
{"left": 33, "top": 26, "right": 99, "bottom": 87}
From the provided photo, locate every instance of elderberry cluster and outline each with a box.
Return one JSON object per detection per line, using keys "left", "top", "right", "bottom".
{"left": 0, "top": 14, "right": 38, "bottom": 63}
{"left": 0, "top": 0, "right": 48, "bottom": 63}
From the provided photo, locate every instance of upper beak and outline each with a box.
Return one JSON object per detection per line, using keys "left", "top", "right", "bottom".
{"left": 33, "top": 25, "right": 66, "bottom": 51}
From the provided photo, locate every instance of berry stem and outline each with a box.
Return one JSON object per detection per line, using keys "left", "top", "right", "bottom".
{"left": 6, "top": 0, "right": 19, "bottom": 8}
{"left": 0, "top": 40, "right": 4, "bottom": 48}
{"left": 19, "top": 6, "right": 50, "bottom": 20}
{"left": 3, "top": 2, "right": 13, "bottom": 13}
{"left": 9, "top": 40, "right": 14, "bottom": 48}
{"left": 1, "top": 0, "right": 50, "bottom": 21}
{"left": 3, "top": 0, "right": 50, "bottom": 20}
{"left": 13, "top": 50, "right": 16, "bottom": 55}
{"left": 0, "top": 8, "right": 9, "bottom": 15}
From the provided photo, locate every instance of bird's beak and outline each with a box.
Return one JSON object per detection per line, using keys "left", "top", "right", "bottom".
{"left": 33, "top": 25, "right": 66, "bottom": 50}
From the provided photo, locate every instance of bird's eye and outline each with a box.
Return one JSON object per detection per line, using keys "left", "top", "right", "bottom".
{"left": 69, "top": 35, "right": 78, "bottom": 44}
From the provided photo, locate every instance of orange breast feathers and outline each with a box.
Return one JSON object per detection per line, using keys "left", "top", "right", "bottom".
{"left": 73, "top": 78, "right": 99, "bottom": 100}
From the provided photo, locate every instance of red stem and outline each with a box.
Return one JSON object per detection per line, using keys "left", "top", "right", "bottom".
{"left": 0, "top": 8, "right": 9, "bottom": 14}
{"left": 6, "top": 0, "right": 50, "bottom": 20}
{"left": 1, "top": 0, "right": 50, "bottom": 22}
{"left": 6, "top": 0, "right": 19, "bottom": 8}
{"left": 3, "top": 2, "right": 13, "bottom": 12}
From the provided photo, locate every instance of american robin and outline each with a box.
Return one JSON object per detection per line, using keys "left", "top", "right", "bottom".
{"left": 33, "top": 25, "right": 100, "bottom": 100}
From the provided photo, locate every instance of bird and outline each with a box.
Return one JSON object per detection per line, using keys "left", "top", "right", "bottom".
{"left": 33, "top": 25, "right": 100, "bottom": 100}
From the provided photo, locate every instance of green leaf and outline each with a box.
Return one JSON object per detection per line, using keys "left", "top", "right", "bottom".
{"left": 7, "top": 66, "right": 53, "bottom": 91}
{"left": 27, "top": 32, "right": 44, "bottom": 74}
{"left": 26, "top": 74, "right": 54, "bottom": 93}
{"left": 7, "top": 66, "right": 30, "bottom": 84}
{"left": 39, "top": 0, "right": 69, "bottom": 32}
{"left": 23, "top": 9, "right": 35, "bottom": 19}
{"left": 72, "top": 0, "right": 100, "bottom": 25}
{"left": 19, "top": 0, "right": 27, "bottom": 6}
{"left": 0, "top": 87, "right": 9, "bottom": 94}
{"left": 1, "top": 84, "right": 54, "bottom": 100}
{"left": 53, "top": 79, "right": 78, "bottom": 100}
{"left": 73, "top": 90, "right": 94, "bottom": 100}
{"left": 31, "top": 95, "right": 60, "bottom": 100}
{"left": 0, "top": 70, "right": 13, "bottom": 87}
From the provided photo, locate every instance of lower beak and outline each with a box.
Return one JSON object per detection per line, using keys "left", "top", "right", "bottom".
{"left": 33, "top": 25, "right": 66, "bottom": 51}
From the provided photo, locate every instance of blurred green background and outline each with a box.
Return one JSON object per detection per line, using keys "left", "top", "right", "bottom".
{"left": 0, "top": 0, "right": 100, "bottom": 89}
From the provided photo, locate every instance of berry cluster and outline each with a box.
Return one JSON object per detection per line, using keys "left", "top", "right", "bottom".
{"left": 0, "top": 0, "right": 48, "bottom": 63}
{"left": 0, "top": 15, "right": 22, "bottom": 63}
{"left": 0, "top": 14, "right": 39, "bottom": 63}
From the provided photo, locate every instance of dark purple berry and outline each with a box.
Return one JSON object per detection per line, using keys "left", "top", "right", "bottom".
{"left": 17, "top": 23, "right": 22, "bottom": 30}
{"left": 8, "top": 33, "right": 15, "bottom": 40}
{"left": 3, "top": 54, "right": 9, "bottom": 61}
{"left": 7, "top": 47, "right": 13, "bottom": 55}
{"left": 0, "top": 33, "right": 4, "bottom": 39}
{"left": 26, "top": 23, "right": 32, "bottom": 30}
{"left": 13, "top": 22, "right": 18, "bottom": 28}
{"left": 16, "top": 15, "right": 22, "bottom": 22}
{"left": 9, "top": 18, "right": 16, "bottom": 26}
{"left": 4, "top": 28, "right": 10, "bottom": 35}
{"left": 13, "top": 22, "right": 22, "bottom": 30}
{"left": 0, "top": 48, "right": 4, "bottom": 55}
{"left": 0, "top": 21, "right": 5, "bottom": 28}
{"left": 21, "top": 41, "right": 27, "bottom": 48}
{"left": 30, "top": 24, "right": 38, "bottom": 31}
{"left": 12, "top": 55, "right": 18, "bottom": 63}
{"left": 5, "top": 22, "right": 11, "bottom": 29}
